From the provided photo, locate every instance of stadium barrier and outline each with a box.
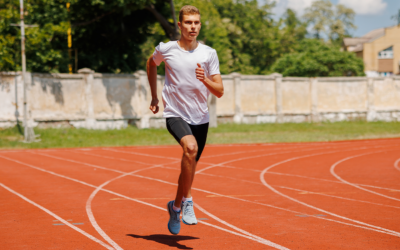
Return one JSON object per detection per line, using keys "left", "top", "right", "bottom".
{"left": 1, "top": 69, "right": 399, "bottom": 129}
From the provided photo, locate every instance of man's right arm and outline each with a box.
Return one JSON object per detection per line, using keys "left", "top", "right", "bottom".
{"left": 147, "top": 55, "right": 159, "bottom": 114}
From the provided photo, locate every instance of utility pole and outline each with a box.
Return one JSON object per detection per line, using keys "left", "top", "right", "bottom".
{"left": 67, "top": 2, "right": 72, "bottom": 74}
{"left": 18, "top": 0, "right": 39, "bottom": 142}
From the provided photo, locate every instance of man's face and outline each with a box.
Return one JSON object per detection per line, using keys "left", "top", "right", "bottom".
{"left": 178, "top": 14, "right": 201, "bottom": 41}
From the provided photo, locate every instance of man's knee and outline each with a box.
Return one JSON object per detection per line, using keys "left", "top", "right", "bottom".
{"left": 184, "top": 143, "right": 198, "bottom": 160}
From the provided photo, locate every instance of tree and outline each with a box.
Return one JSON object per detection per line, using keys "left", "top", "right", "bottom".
{"left": 329, "top": 4, "right": 356, "bottom": 46}
{"left": 303, "top": 0, "right": 333, "bottom": 39}
{"left": 303, "top": 0, "right": 356, "bottom": 44}
{"left": 0, "top": 0, "right": 175, "bottom": 73}
{"left": 271, "top": 39, "right": 364, "bottom": 77}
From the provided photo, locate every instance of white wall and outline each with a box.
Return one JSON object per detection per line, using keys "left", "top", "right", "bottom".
{"left": 1, "top": 70, "right": 399, "bottom": 129}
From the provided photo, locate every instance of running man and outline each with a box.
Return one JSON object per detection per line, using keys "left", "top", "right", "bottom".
{"left": 146, "top": 5, "right": 224, "bottom": 235}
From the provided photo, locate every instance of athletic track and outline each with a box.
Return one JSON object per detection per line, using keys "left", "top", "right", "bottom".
{"left": 1, "top": 138, "right": 400, "bottom": 249}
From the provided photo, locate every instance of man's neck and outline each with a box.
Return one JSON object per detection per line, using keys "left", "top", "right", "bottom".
{"left": 177, "top": 38, "right": 198, "bottom": 51}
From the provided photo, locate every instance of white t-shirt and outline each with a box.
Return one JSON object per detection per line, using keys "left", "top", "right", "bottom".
{"left": 152, "top": 41, "right": 220, "bottom": 125}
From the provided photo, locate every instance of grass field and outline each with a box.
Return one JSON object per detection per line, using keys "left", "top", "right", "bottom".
{"left": 1, "top": 121, "right": 399, "bottom": 149}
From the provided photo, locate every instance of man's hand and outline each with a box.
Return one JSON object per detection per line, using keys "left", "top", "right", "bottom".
{"left": 196, "top": 63, "right": 206, "bottom": 83}
{"left": 149, "top": 98, "right": 159, "bottom": 114}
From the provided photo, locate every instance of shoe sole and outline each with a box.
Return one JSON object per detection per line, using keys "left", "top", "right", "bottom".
{"left": 182, "top": 218, "right": 197, "bottom": 225}
{"left": 167, "top": 202, "right": 179, "bottom": 235}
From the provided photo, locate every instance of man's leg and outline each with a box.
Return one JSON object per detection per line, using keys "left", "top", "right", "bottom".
{"left": 174, "top": 135, "right": 198, "bottom": 208}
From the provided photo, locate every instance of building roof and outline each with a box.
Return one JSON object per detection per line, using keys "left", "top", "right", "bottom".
{"left": 343, "top": 27, "right": 386, "bottom": 52}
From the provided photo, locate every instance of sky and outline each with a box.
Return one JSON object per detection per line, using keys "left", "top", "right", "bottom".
{"left": 269, "top": 0, "right": 400, "bottom": 37}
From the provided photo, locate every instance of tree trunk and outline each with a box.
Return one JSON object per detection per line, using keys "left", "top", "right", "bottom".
{"left": 146, "top": 3, "right": 180, "bottom": 41}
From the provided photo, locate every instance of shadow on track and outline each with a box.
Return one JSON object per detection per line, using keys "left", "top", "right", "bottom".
{"left": 126, "top": 234, "right": 199, "bottom": 249}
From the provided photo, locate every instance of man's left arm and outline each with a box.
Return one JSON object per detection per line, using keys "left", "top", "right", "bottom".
{"left": 196, "top": 63, "right": 224, "bottom": 98}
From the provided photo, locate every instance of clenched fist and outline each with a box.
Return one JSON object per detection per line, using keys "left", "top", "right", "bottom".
{"left": 149, "top": 98, "right": 159, "bottom": 114}
{"left": 196, "top": 63, "right": 206, "bottom": 83}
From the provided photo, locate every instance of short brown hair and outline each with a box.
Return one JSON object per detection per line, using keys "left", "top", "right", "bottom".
{"left": 179, "top": 5, "right": 200, "bottom": 22}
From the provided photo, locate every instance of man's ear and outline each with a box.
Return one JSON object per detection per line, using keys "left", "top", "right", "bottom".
{"left": 177, "top": 22, "right": 181, "bottom": 30}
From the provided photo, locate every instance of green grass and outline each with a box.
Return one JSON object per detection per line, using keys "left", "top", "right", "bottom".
{"left": 1, "top": 121, "right": 399, "bottom": 149}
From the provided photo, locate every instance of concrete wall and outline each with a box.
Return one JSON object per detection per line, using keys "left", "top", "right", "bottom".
{"left": 1, "top": 70, "right": 399, "bottom": 129}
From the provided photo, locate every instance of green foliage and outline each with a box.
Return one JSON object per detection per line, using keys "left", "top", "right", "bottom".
{"left": 0, "top": 0, "right": 361, "bottom": 76}
{"left": 303, "top": 0, "right": 356, "bottom": 45}
{"left": 0, "top": 0, "right": 71, "bottom": 72}
{"left": 271, "top": 39, "right": 365, "bottom": 77}
{"left": 0, "top": 0, "right": 169, "bottom": 73}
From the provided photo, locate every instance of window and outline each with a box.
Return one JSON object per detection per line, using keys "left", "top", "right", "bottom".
{"left": 378, "top": 46, "right": 393, "bottom": 59}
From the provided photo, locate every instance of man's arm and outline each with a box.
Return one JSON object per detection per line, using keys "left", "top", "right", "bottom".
{"left": 147, "top": 55, "right": 159, "bottom": 114}
{"left": 195, "top": 63, "right": 224, "bottom": 98}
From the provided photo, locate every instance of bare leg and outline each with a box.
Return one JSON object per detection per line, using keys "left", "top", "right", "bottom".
{"left": 174, "top": 135, "right": 198, "bottom": 208}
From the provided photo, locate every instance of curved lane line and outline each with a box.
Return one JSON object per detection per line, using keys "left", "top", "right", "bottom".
{"left": 0, "top": 154, "right": 398, "bottom": 238}
{"left": 0, "top": 182, "right": 115, "bottom": 250}
{"left": 184, "top": 169, "right": 400, "bottom": 210}
{"left": 195, "top": 204, "right": 290, "bottom": 250}
{"left": 28, "top": 146, "right": 400, "bottom": 236}
{"left": 0, "top": 155, "right": 288, "bottom": 248}
{"left": 85, "top": 165, "right": 289, "bottom": 249}
{"left": 330, "top": 153, "right": 400, "bottom": 202}
{"left": 395, "top": 158, "right": 400, "bottom": 172}
{"left": 260, "top": 149, "right": 400, "bottom": 237}
{"left": 86, "top": 165, "right": 162, "bottom": 250}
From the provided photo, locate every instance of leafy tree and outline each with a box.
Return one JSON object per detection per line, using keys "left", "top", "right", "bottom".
{"left": 303, "top": 0, "right": 333, "bottom": 39}
{"left": 271, "top": 39, "right": 364, "bottom": 77}
{"left": 0, "top": 0, "right": 175, "bottom": 73}
{"left": 303, "top": 0, "right": 356, "bottom": 44}
{"left": 0, "top": 0, "right": 70, "bottom": 72}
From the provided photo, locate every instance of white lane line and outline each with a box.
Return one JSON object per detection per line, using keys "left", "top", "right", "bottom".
{"left": 330, "top": 152, "right": 400, "bottom": 202}
{"left": 86, "top": 165, "right": 163, "bottom": 250}
{"left": 8, "top": 149, "right": 397, "bottom": 236}
{"left": 265, "top": 171, "right": 400, "bottom": 192}
{"left": 0, "top": 182, "right": 115, "bottom": 250}
{"left": 1, "top": 154, "right": 398, "bottom": 238}
{"left": 195, "top": 204, "right": 289, "bottom": 250}
{"left": 171, "top": 168, "right": 400, "bottom": 210}
{"left": 131, "top": 172, "right": 400, "bottom": 237}
{"left": 259, "top": 149, "right": 400, "bottom": 237}
{"left": 88, "top": 161, "right": 289, "bottom": 250}
{"left": 0, "top": 156, "right": 288, "bottom": 249}
{"left": 395, "top": 158, "right": 400, "bottom": 172}
{"left": 195, "top": 143, "right": 400, "bottom": 174}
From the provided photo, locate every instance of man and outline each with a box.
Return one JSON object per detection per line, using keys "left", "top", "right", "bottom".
{"left": 146, "top": 5, "right": 224, "bottom": 235}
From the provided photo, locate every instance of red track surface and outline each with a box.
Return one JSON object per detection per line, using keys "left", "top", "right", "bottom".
{"left": 1, "top": 138, "right": 400, "bottom": 249}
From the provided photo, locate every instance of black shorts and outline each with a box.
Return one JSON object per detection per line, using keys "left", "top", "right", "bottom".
{"left": 166, "top": 117, "right": 209, "bottom": 161}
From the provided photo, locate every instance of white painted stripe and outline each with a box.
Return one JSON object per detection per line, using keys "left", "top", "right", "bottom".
{"left": 394, "top": 158, "right": 400, "bottom": 172}
{"left": 265, "top": 171, "right": 400, "bottom": 192}
{"left": 129, "top": 173, "right": 400, "bottom": 237}
{"left": 0, "top": 156, "right": 288, "bottom": 249}
{"left": 7, "top": 148, "right": 400, "bottom": 237}
{"left": 259, "top": 149, "right": 400, "bottom": 237}
{"left": 188, "top": 169, "right": 400, "bottom": 210}
{"left": 330, "top": 152, "right": 400, "bottom": 202}
{"left": 0, "top": 182, "right": 115, "bottom": 250}
{"left": 195, "top": 143, "right": 400, "bottom": 174}
{"left": 86, "top": 165, "right": 162, "bottom": 250}
{"left": 195, "top": 204, "right": 290, "bottom": 249}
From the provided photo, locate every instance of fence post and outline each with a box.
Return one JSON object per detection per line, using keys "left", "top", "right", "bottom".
{"left": 275, "top": 76, "right": 283, "bottom": 123}
{"left": 208, "top": 93, "right": 217, "bottom": 127}
{"left": 310, "top": 77, "right": 319, "bottom": 122}
{"left": 137, "top": 70, "right": 150, "bottom": 129}
{"left": 78, "top": 68, "right": 96, "bottom": 129}
{"left": 366, "top": 78, "right": 376, "bottom": 121}
{"left": 231, "top": 72, "right": 242, "bottom": 123}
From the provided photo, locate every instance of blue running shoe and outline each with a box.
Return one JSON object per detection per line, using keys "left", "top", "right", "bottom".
{"left": 181, "top": 201, "right": 198, "bottom": 225}
{"left": 167, "top": 201, "right": 181, "bottom": 235}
